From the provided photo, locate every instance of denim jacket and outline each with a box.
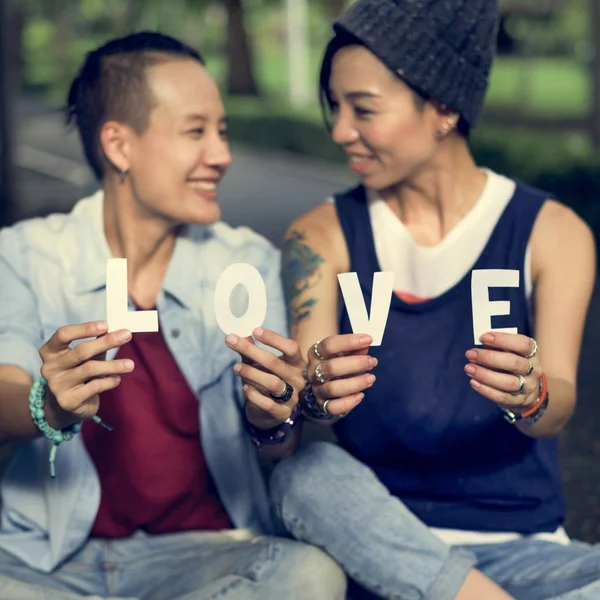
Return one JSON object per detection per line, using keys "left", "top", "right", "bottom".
{"left": 0, "top": 191, "right": 286, "bottom": 572}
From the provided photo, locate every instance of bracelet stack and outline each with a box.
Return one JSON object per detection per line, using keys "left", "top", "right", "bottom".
{"left": 243, "top": 402, "right": 301, "bottom": 448}
{"left": 299, "top": 365, "right": 334, "bottom": 421}
{"left": 29, "top": 377, "right": 112, "bottom": 478}
{"left": 502, "top": 373, "right": 549, "bottom": 424}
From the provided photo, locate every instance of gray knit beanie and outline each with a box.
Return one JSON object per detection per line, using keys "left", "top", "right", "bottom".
{"left": 332, "top": 0, "right": 500, "bottom": 128}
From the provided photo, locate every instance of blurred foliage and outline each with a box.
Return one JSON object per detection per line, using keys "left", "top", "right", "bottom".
{"left": 14, "top": 0, "right": 600, "bottom": 237}
{"left": 18, "top": 0, "right": 593, "bottom": 115}
{"left": 19, "top": 0, "right": 341, "bottom": 99}
{"left": 223, "top": 95, "right": 600, "bottom": 241}
{"left": 21, "top": 0, "right": 210, "bottom": 98}
{"left": 500, "top": 0, "right": 590, "bottom": 58}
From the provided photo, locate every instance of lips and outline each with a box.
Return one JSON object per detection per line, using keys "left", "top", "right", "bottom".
{"left": 188, "top": 179, "right": 220, "bottom": 199}
{"left": 190, "top": 181, "right": 217, "bottom": 191}
{"left": 347, "top": 155, "right": 375, "bottom": 174}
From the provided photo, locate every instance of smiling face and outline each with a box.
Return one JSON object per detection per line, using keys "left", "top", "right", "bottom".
{"left": 327, "top": 45, "right": 444, "bottom": 192}
{"left": 103, "top": 58, "right": 231, "bottom": 225}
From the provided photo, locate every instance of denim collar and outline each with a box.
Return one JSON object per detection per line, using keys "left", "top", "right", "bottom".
{"left": 74, "top": 190, "right": 211, "bottom": 310}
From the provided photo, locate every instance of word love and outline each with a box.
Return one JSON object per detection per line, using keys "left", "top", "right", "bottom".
{"left": 105, "top": 260, "right": 520, "bottom": 346}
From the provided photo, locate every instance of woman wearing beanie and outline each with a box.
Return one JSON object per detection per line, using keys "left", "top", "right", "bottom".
{"left": 240, "top": 0, "right": 599, "bottom": 598}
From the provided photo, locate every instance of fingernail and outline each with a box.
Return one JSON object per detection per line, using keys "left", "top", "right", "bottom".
{"left": 359, "top": 335, "right": 372, "bottom": 345}
{"left": 464, "top": 364, "right": 476, "bottom": 376}
{"left": 357, "top": 393, "right": 365, "bottom": 401}
{"left": 243, "top": 384, "right": 249, "bottom": 393}
{"left": 470, "top": 379, "right": 481, "bottom": 389}
{"left": 253, "top": 328, "right": 264, "bottom": 337}
{"left": 124, "top": 360, "right": 135, "bottom": 370}
{"left": 465, "top": 350, "right": 478, "bottom": 361}
{"left": 368, "top": 357, "right": 378, "bottom": 368}
{"left": 97, "top": 322, "right": 108, "bottom": 333}
{"left": 117, "top": 330, "right": 131, "bottom": 342}
{"left": 480, "top": 333, "right": 494, "bottom": 344}
{"left": 226, "top": 334, "right": 239, "bottom": 346}
{"left": 233, "top": 363, "right": 242, "bottom": 374}
{"left": 366, "top": 374, "right": 376, "bottom": 386}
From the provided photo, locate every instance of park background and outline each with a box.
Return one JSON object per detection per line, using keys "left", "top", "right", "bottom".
{"left": 1, "top": 0, "right": 600, "bottom": 544}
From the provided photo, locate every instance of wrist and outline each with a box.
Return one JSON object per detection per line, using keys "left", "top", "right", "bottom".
{"left": 299, "top": 384, "right": 334, "bottom": 422}
{"left": 244, "top": 405, "right": 288, "bottom": 431}
{"left": 503, "top": 373, "right": 549, "bottom": 424}
{"left": 510, "top": 393, "right": 539, "bottom": 416}
{"left": 243, "top": 402, "right": 301, "bottom": 447}
{"left": 44, "top": 391, "right": 79, "bottom": 431}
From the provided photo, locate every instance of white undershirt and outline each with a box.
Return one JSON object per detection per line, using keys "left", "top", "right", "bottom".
{"left": 368, "top": 168, "right": 533, "bottom": 302}
{"left": 331, "top": 169, "right": 568, "bottom": 546}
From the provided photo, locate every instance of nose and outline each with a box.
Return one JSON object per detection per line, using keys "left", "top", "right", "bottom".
{"left": 206, "top": 131, "right": 232, "bottom": 172}
{"left": 331, "top": 107, "right": 359, "bottom": 147}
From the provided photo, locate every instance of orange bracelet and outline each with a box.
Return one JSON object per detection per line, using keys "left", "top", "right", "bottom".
{"left": 519, "top": 372, "right": 548, "bottom": 419}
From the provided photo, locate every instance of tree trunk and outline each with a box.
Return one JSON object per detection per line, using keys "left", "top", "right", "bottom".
{"left": 325, "top": 0, "right": 347, "bottom": 19}
{"left": 225, "top": 0, "right": 260, "bottom": 96}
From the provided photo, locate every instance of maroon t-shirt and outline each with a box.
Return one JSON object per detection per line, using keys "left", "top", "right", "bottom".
{"left": 82, "top": 329, "right": 232, "bottom": 538}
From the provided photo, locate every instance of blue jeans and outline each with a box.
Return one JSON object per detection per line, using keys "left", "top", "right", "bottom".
{"left": 0, "top": 529, "right": 346, "bottom": 599}
{"left": 270, "top": 442, "right": 600, "bottom": 600}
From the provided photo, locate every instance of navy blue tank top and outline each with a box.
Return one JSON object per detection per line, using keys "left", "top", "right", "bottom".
{"left": 334, "top": 182, "right": 565, "bottom": 533}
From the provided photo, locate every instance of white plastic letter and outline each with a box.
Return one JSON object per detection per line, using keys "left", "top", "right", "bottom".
{"left": 106, "top": 259, "right": 159, "bottom": 333}
{"left": 471, "top": 269, "right": 519, "bottom": 344}
{"left": 214, "top": 263, "right": 267, "bottom": 337}
{"left": 337, "top": 272, "right": 394, "bottom": 346}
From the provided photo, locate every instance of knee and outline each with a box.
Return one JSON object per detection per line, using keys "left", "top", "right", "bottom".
{"left": 281, "top": 541, "right": 347, "bottom": 600}
{"left": 270, "top": 442, "right": 348, "bottom": 510}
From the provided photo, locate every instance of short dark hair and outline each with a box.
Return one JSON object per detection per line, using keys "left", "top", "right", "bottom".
{"left": 318, "top": 33, "right": 470, "bottom": 138}
{"left": 66, "top": 31, "right": 204, "bottom": 180}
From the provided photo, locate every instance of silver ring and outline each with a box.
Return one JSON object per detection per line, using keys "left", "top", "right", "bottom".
{"left": 313, "top": 340, "right": 326, "bottom": 361}
{"left": 525, "top": 338, "right": 537, "bottom": 359}
{"left": 511, "top": 374, "right": 526, "bottom": 396}
{"left": 523, "top": 361, "right": 534, "bottom": 377}
{"left": 322, "top": 399, "right": 331, "bottom": 416}
{"left": 314, "top": 363, "right": 327, "bottom": 385}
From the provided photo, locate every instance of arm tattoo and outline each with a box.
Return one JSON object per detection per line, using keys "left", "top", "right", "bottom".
{"left": 282, "top": 229, "right": 325, "bottom": 330}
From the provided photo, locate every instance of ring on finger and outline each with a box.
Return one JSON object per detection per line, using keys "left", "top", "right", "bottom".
{"left": 269, "top": 381, "right": 294, "bottom": 403}
{"left": 511, "top": 374, "right": 526, "bottom": 396}
{"left": 322, "top": 399, "right": 331, "bottom": 416}
{"left": 525, "top": 338, "right": 537, "bottom": 359}
{"left": 522, "top": 360, "right": 534, "bottom": 377}
{"left": 314, "top": 363, "right": 327, "bottom": 385}
{"left": 313, "top": 340, "right": 326, "bottom": 361}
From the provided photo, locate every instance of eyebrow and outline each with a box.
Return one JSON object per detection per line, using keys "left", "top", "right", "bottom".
{"left": 344, "top": 91, "right": 381, "bottom": 101}
{"left": 184, "top": 114, "right": 228, "bottom": 124}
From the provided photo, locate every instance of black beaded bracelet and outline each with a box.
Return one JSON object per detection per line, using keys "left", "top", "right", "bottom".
{"left": 242, "top": 402, "right": 301, "bottom": 448}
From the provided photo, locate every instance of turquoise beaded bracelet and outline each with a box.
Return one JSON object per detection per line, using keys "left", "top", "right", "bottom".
{"left": 29, "top": 377, "right": 112, "bottom": 478}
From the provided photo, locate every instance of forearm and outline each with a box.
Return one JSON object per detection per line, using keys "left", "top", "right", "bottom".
{"left": 0, "top": 378, "right": 74, "bottom": 444}
{"left": 0, "top": 380, "right": 41, "bottom": 443}
{"left": 516, "top": 376, "right": 575, "bottom": 440}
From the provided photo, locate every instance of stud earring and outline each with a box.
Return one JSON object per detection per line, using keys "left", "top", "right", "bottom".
{"left": 436, "top": 117, "right": 456, "bottom": 139}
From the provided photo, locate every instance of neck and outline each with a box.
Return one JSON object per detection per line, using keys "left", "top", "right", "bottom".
{"left": 379, "top": 137, "right": 487, "bottom": 242}
{"left": 103, "top": 177, "right": 177, "bottom": 308}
